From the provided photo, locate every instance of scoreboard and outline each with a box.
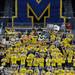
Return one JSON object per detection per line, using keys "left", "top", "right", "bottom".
{"left": 0, "top": 0, "right": 66, "bottom": 28}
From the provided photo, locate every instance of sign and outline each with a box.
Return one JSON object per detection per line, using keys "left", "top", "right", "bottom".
{"left": 12, "top": 0, "right": 66, "bottom": 28}
{"left": 0, "top": 0, "right": 66, "bottom": 28}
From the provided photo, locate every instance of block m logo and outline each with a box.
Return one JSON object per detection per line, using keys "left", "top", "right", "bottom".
{"left": 12, "top": 0, "right": 66, "bottom": 28}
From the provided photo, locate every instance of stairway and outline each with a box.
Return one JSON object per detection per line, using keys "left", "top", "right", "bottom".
{"left": 4, "top": 0, "right": 12, "bottom": 18}
{"left": 64, "top": 0, "right": 75, "bottom": 34}
{"left": 64, "top": 0, "right": 73, "bottom": 17}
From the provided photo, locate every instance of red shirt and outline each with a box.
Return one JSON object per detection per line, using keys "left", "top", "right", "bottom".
{"left": 66, "top": 23, "right": 72, "bottom": 30}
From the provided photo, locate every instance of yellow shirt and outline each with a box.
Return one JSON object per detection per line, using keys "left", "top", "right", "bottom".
{"left": 38, "top": 58, "right": 44, "bottom": 67}
{"left": 33, "top": 58, "right": 39, "bottom": 67}
{"left": 27, "top": 69, "right": 33, "bottom": 75}
{"left": 44, "top": 48, "right": 47, "bottom": 52}
{"left": 33, "top": 72, "right": 38, "bottom": 75}
{"left": 68, "top": 57, "right": 72, "bottom": 63}
{"left": 51, "top": 34, "right": 56, "bottom": 41}
{"left": 6, "top": 54, "right": 11, "bottom": 63}
{"left": 73, "top": 59, "right": 75, "bottom": 66}
{"left": 1, "top": 58, "right": 7, "bottom": 63}
{"left": 36, "top": 48, "right": 40, "bottom": 52}
{"left": 2, "top": 62, "right": 6, "bottom": 66}
{"left": 27, "top": 57, "right": 33, "bottom": 66}
{"left": 28, "top": 54, "right": 35, "bottom": 58}
{"left": 51, "top": 58, "right": 56, "bottom": 67}
{"left": 20, "top": 67, "right": 26, "bottom": 73}
{"left": 46, "top": 58, "right": 51, "bottom": 67}
{"left": 45, "top": 72, "right": 51, "bottom": 75}
{"left": 31, "top": 36, "right": 38, "bottom": 43}
{"left": 20, "top": 55, "right": 26, "bottom": 65}
{"left": 62, "top": 58, "right": 66, "bottom": 64}
{"left": 11, "top": 55, "right": 17, "bottom": 64}
{"left": 57, "top": 58, "right": 63, "bottom": 66}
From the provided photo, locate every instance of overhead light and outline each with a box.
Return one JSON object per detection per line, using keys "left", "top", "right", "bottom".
{"left": 68, "top": 17, "right": 72, "bottom": 19}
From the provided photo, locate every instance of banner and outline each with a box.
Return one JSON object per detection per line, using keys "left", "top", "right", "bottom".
{"left": 0, "top": 0, "right": 66, "bottom": 28}
{"left": 13, "top": 0, "right": 66, "bottom": 28}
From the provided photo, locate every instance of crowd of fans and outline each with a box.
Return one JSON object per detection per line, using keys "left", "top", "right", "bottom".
{"left": 0, "top": 28, "right": 75, "bottom": 75}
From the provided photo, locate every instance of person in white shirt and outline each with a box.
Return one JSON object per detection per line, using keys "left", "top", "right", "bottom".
{"left": 2, "top": 37, "right": 6, "bottom": 45}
